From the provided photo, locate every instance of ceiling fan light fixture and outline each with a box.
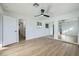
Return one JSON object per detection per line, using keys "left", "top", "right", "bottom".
{"left": 33, "top": 3, "right": 39, "bottom": 7}
{"left": 41, "top": 15, "right": 43, "bottom": 16}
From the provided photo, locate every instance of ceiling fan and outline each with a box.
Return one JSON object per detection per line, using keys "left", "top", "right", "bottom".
{"left": 35, "top": 9, "right": 50, "bottom": 18}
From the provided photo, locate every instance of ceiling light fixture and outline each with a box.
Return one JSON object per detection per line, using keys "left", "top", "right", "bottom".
{"left": 33, "top": 3, "right": 39, "bottom": 7}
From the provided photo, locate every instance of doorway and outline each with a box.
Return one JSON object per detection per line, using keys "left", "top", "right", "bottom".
{"left": 19, "top": 19, "right": 26, "bottom": 42}
{"left": 48, "top": 23, "right": 54, "bottom": 38}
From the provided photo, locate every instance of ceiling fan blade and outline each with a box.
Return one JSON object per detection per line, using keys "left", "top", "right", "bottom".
{"left": 46, "top": 4, "right": 51, "bottom": 13}
{"left": 35, "top": 9, "right": 50, "bottom": 17}
{"left": 43, "top": 14, "right": 50, "bottom": 17}
{"left": 35, "top": 14, "right": 42, "bottom": 17}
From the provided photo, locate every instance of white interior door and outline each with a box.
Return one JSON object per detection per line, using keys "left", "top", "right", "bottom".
{"left": 3, "top": 15, "right": 18, "bottom": 46}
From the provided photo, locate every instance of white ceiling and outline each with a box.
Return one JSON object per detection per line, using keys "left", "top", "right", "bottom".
{"left": 1, "top": 3, "right": 79, "bottom": 17}
{"left": 1, "top": 3, "right": 49, "bottom": 16}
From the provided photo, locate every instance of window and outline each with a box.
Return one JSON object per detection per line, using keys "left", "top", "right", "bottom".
{"left": 37, "top": 22, "right": 42, "bottom": 26}
{"left": 45, "top": 24, "right": 49, "bottom": 28}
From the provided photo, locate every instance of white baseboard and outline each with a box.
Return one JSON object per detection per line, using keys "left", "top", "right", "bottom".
{"left": 26, "top": 35, "right": 50, "bottom": 40}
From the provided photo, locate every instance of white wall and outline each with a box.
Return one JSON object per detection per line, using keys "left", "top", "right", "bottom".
{"left": 49, "top": 22, "right": 54, "bottom": 35}
{"left": 77, "top": 18, "right": 79, "bottom": 44}
{"left": 26, "top": 17, "right": 51, "bottom": 40}
{"left": 0, "top": 15, "right": 2, "bottom": 46}
{"left": 0, "top": 6, "right": 4, "bottom": 14}
{"left": 0, "top": 5, "right": 4, "bottom": 47}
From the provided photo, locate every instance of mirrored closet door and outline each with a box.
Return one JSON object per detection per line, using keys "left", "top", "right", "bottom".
{"left": 58, "top": 18, "right": 79, "bottom": 44}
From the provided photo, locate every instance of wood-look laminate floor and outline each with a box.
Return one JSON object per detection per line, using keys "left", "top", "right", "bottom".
{"left": 0, "top": 37, "right": 79, "bottom": 56}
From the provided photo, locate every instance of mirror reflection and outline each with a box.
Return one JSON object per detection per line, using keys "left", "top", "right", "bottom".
{"left": 58, "top": 18, "right": 79, "bottom": 44}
